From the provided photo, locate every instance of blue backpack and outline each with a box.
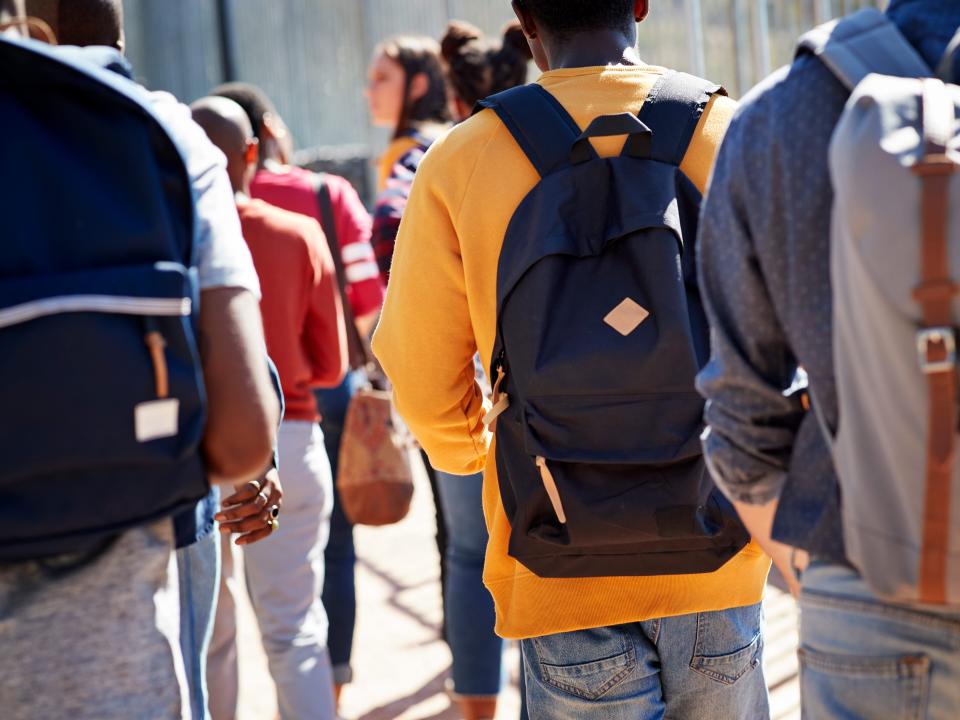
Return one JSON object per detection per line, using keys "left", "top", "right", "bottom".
{"left": 0, "top": 36, "right": 208, "bottom": 560}
{"left": 477, "top": 72, "right": 749, "bottom": 578}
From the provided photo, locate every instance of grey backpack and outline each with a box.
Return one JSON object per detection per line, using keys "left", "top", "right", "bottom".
{"left": 801, "top": 9, "right": 960, "bottom": 605}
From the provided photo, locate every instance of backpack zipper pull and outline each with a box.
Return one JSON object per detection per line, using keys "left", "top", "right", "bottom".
{"left": 482, "top": 364, "right": 510, "bottom": 429}
{"left": 144, "top": 318, "right": 169, "bottom": 399}
{"left": 535, "top": 456, "right": 567, "bottom": 524}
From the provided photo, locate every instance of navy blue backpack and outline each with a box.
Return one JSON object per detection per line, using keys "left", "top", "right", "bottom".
{"left": 0, "top": 36, "right": 208, "bottom": 560}
{"left": 477, "top": 72, "right": 749, "bottom": 578}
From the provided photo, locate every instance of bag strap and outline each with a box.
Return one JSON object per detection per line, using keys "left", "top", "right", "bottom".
{"left": 935, "top": 25, "right": 960, "bottom": 83}
{"left": 475, "top": 84, "right": 581, "bottom": 177}
{"left": 912, "top": 79, "right": 959, "bottom": 605}
{"left": 797, "top": 7, "right": 930, "bottom": 91}
{"left": 636, "top": 70, "right": 726, "bottom": 167}
{"left": 313, "top": 173, "right": 371, "bottom": 370}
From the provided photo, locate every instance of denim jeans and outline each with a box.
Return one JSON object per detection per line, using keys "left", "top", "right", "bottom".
{"left": 177, "top": 528, "right": 221, "bottom": 720}
{"left": 521, "top": 603, "right": 767, "bottom": 719}
{"left": 799, "top": 561, "right": 960, "bottom": 719}
{"left": 435, "top": 470, "right": 504, "bottom": 697}
{"left": 317, "top": 370, "right": 365, "bottom": 685}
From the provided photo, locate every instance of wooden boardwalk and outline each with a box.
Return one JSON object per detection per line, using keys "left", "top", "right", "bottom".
{"left": 237, "top": 464, "right": 800, "bottom": 720}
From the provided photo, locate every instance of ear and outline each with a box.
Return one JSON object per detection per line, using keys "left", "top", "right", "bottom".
{"left": 260, "top": 112, "right": 287, "bottom": 144}
{"left": 408, "top": 71, "right": 430, "bottom": 104}
{"left": 635, "top": 0, "right": 649, "bottom": 23}
{"left": 244, "top": 138, "right": 260, "bottom": 167}
{"left": 512, "top": 0, "right": 538, "bottom": 40}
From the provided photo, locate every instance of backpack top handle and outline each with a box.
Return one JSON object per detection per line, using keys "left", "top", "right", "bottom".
{"left": 570, "top": 113, "right": 652, "bottom": 164}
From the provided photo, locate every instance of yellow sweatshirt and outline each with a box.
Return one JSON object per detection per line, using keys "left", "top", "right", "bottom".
{"left": 373, "top": 65, "right": 770, "bottom": 640}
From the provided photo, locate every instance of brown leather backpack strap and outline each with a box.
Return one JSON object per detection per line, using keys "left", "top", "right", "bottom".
{"left": 912, "top": 79, "right": 959, "bottom": 604}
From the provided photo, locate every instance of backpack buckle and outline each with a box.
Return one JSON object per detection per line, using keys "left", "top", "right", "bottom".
{"left": 917, "top": 327, "right": 957, "bottom": 374}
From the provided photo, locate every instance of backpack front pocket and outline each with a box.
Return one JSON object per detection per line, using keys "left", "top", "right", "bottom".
{"left": 494, "top": 392, "right": 747, "bottom": 577}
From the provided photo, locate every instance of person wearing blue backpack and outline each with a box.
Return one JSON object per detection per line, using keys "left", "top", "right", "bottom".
{"left": 373, "top": 1, "right": 771, "bottom": 718}
{"left": 696, "top": 1, "right": 960, "bottom": 718}
{"left": 0, "top": 3, "right": 280, "bottom": 718}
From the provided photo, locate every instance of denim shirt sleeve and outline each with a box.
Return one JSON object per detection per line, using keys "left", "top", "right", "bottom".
{"left": 695, "top": 86, "right": 807, "bottom": 506}
{"left": 266, "top": 355, "right": 284, "bottom": 471}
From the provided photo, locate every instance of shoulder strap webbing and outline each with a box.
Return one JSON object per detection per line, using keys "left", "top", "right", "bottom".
{"left": 475, "top": 84, "right": 581, "bottom": 177}
{"left": 636, "top": 70, "right": 726, "bottom": 167}
{"left": 797, "top": 7, "right": 930, "bottom": 90}
{"left": 314, "top": 173, "right": 371, "bottom": 370}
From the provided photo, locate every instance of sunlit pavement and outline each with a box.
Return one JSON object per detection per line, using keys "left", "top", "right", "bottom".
{"left": 236, "top": 459, "right": 799, "bottom": 720}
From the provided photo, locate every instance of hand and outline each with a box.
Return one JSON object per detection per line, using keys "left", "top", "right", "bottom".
{"left": 216, "top": 468, "right": 283, "bottom": 546}
{"left": 732, "top": 497, "right": 804, "bottom": 599}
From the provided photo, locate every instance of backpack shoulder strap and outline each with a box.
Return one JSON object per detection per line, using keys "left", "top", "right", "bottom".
{"left": 475, "top": 84, "right": 580, "bottom": 177}
{"left": 636, "top": 70, "right": 726, "bottom": 167}
{"left": 797, "top": 7, "right": 930, "bottom": 90}
{"left": 935, "top": 26, "right": 960, "bottom": 83}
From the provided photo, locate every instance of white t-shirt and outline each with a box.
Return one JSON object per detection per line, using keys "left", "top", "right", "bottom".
{"left": 148, "top": 91, "right": 261, "bottom": 297}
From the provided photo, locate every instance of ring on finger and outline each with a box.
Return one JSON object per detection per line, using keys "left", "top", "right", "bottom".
{"left": 268, "top": 504, "right": 280, "bottom": 519}
{"left": 256, "top": 490, "right": 270, "bottom": 507}
{"left": 266, "top": 517, "right": 279, "bottom": 533}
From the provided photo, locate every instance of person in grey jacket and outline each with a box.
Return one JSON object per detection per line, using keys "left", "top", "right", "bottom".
{"left": 697, "top": 1, "right": 960, "bottom": 718}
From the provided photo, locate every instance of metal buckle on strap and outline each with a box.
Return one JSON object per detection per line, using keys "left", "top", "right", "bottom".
{"left": 917, "top": 327, "right": 957, "bottom": 374}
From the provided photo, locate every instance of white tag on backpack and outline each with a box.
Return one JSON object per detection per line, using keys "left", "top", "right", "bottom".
{"left": 135, "top": 399, "right": 180, "bottom": 442}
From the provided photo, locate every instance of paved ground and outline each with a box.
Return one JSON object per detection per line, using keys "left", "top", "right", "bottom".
{"left": 236, "top": 460, "right": 800, "bottom": 720}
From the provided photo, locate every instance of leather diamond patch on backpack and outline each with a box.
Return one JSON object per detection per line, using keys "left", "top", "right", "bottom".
{"left": 604, "top": 298, "right": 649, "bottom": 336}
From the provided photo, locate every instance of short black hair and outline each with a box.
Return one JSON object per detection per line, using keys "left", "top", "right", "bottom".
{"left": 26, "top": 0, "right": 123, "bottom": 49}
{"left": 518, "top": 0, "right": 635, "bottom": 39}
{"left": 209, "top": 82, "right": 278, "bottom": 145}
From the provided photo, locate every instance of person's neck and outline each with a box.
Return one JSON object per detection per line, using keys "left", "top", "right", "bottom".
{"left": 547, "top": 31, "right": 642, "bottom": 70}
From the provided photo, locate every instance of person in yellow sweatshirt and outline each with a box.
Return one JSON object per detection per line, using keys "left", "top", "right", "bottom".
{"left": 373, "top": 1, "right": 771, "bottom": 718}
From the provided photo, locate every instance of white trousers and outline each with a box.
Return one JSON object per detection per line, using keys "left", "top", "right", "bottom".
{"left": 245, "top": 420, "right": 336, "bottom": 720}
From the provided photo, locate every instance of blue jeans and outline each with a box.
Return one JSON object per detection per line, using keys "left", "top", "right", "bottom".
{"left": 435, "top": 470, "right": 504, "bottom": 697}
{"left": 177, "top": 528, "right": 221, "bottom": 720}
{"left": 799, "top": 561, "right": 960, "bottom": 719}
{"left": 521, "top": 604, "right": 767, "bottom": 719}
{"left": 317, "top": 370, "right": 365, "bottom": 685}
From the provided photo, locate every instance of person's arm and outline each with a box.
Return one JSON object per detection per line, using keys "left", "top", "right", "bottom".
{"left": 304, "top": 221, "right": 348, "bottom": 388}
{"left": 695, "top": 95, "right": 805, "bottom": 586}
{"left": 151, "top": 95, "right": 280, "bottom": 485}
{"left": 199, "top": 287, "right": 279, "bottom": 483}
{"left": 330, "top": 177, "right": 385, "bottom": 331}
{"left": 371, "top": 142, "right": 489, "bottom": 476}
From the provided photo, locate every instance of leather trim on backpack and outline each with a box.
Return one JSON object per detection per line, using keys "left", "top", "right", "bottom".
{"left": 912, "top": 79, "right": 960, "bottom": 604}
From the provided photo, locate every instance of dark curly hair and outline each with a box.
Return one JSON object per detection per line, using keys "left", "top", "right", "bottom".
{"left": 441, "top": 20, "right": 533, "bottom": 108}
{"left": 377, "top": 35, "right": 451, "bottom": 140}
{"left": 516, "top": 0, "right": 635, "bottom": 40}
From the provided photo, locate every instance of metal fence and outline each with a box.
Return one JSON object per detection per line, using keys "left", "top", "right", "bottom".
{"left": 122, "top": 0, "right": 885, "bottom": 159}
